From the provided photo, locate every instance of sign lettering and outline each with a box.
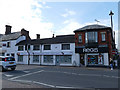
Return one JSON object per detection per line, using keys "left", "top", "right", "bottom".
{"left": 83, "top": 48, "right": 98, "bottom": 53}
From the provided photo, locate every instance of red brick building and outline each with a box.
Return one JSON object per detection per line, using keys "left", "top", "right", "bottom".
{"left": 74, "top": 24, "right": 115, "bottom": 67}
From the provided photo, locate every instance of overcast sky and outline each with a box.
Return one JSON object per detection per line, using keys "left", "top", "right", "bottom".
{"left": 0, "top": 0, "right": 119, "bottom": 47}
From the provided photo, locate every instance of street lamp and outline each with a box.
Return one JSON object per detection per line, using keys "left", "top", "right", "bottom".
{"left": 109, "top": 10, "right": 114, "bottom": 30}
{"left": 26, "top": 44, "right": 30, "bottom": 65}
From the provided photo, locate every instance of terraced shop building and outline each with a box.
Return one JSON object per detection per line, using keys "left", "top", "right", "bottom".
{"left": 74, "top": 24, "right": 116, "bottom": 67}
{"left": 16, "top": 34, "right": 80, "bottom": 66}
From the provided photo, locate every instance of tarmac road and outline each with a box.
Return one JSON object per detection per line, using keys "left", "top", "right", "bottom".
{"left": 1, "top": 65, "right": 120, "bottom": 89}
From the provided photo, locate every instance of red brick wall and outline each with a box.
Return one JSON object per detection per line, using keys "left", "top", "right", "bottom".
{"left": 75, "top": 29, "right": 113, "bottom": 63}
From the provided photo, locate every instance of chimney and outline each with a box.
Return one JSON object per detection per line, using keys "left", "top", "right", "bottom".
{"left": 5, "top": 25, "right": 12, "bottom": 35}
{"left": 21, "top": 28, "right": 31, "bottom": 40}
{"left": 52, "top": 34, "right": 55, "bottom": 38}
{"left": 36, "top": 34, "right": 40, "bottom": 39}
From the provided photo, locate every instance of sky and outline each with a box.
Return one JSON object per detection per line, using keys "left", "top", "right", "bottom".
{"left": 0, "top": 0, "right": 119, "bottom": 47}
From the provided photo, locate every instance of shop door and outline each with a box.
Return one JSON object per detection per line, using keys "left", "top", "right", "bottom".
{"left": 80, "top": 54, "right": 84, "bottom": 65}
{"left": 56, "top": 56, "right": 60, "bottom": 65}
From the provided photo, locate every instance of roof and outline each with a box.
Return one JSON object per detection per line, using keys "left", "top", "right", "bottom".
{"left": 74, "top": 24, "right": 111, "bottom": 32}
{"left": 0, "top": 32, "right": 21, "bottom": 41}
{"left": 16, "top": 34, "right": 75, "bottom": 45}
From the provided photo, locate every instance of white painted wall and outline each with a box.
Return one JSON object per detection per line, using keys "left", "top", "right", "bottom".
{"left": 103, "top": 53, "right": 109, "bottom": 66}
{"left": 17, "top": 43, "right": 79, "bottom": 66}
{"left": 1, "top": 36, "right": 26, "bottom": 63}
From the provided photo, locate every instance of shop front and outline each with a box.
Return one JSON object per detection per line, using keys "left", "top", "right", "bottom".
{"left": 75, "top": 46, "right": 109, "bottom": 66}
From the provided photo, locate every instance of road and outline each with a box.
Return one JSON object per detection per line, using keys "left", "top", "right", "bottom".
{"left": 1, "top": 65, "right": 120, "bottom": 89}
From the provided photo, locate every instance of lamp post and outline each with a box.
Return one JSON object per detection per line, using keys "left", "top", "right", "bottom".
{"left": 109, "top": 10, "right": 114, "bottom": 30}
{"left": 26, "top": 44, "right": 30, "bottom": 65}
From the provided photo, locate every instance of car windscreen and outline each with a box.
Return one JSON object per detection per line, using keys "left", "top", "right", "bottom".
{"left": 2, "top": 57, "right": 15, "bottom": 61}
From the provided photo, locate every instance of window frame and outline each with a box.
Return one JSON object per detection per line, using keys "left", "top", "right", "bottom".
{"left": 18, "top": 46, "right": 24, "bottom": 51}
{"left": 85, "top": 31, "right": 98, "bottom": 43}
{"left": 61, "top": 44, "right": 70, "bottom": 50}
{"left": 33, "top": 45, "right": 40, "bottom": 50}
{"left": 78, "top": 34, "right": 82, "bottom": 43}
{"left": 101, "top": 32, "right": 106, "bottom": 42}
{"left": 44, "top": 45, "right": 51, "bottom": 50}
{"left": 18, "top": 55, "right": 23, "bottom": 62}
{"left": 7, "top": 42, "right": 11, "bottom": 48}
{"left": 33, "top": 55, "right": 39, "bottom": 63}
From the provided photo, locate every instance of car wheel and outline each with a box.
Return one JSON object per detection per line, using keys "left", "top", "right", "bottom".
{"left": 11, "top": 67, "right": 15, "bottom": 71}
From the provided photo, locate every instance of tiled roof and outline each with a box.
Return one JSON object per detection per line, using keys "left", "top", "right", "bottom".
{"left": 16, "top": 34, "right": 75, "bottom": 45}
{"left": 0, "top": 32, "right": 21, "bottom": 41}
{"left": 74, "top": 24, "right": 111, "bottom": 32}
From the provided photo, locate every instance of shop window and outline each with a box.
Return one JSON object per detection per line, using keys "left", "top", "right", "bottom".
{"left": 88, "top": 55, "right": 98, "bottom": 65}
{"left": 78, "top": 34, "right": 82, "bottom": 43}
{"left": 62, "top": 44, "right": 70, "bottom": 50}
{"left": 44, "top": 45, "right": 51, "bottom": 50}
{"left": 18, "top": 55, "right": 23, "bottom": 62}
{"left": 85, "top": 32, "right": 98, "bottom": 43}
{"left": 87, "top": 55, "right": 104, "bottom": 65}
{"left": 43, "top": 55, "right": 53, "bottom": 63}
{"left": 18, "top": 46, "right": 24, "bottom": 51}
{"left": 56, "top": 55, "right": 72, "bottom": 64}
{"left": 33, "top": 45, "right": 40, "bottom": 50}
{"left": 33, "top": 55, "right": 39, "bottom": 63}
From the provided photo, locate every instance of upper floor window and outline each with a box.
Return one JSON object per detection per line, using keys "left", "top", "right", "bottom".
{"left": 85, "top": 32, "right": 98, "bottom": 43}
{"left": 44, "top": 45, "right": 51, "bottom": 50}
{"left": 78, "top": 34, "right": 82, "bottom": 43}
{"left": 18, "top": 46, "right": 24, "bottom": 51}
{"left": 25, "top": 44, "right": 30, "bottom": 50}
{"left": 33, "top": 45, "right": 40, "bottom": 50}
{"left": 101, "top": 32, "right": 106, "bottom": 41}
{"left": 62, "top": 44, "right": 70, "bottom": 50}
{"left": 7, "top": 42, "right": 11, "bottom": 47}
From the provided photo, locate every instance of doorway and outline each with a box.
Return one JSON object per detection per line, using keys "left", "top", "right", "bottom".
{"left": 80, "top": 54, "right": 85, "bottom": 65}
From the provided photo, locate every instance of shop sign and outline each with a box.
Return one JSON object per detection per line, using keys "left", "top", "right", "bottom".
{"left": 83, "top": 48, "right": 98, "bottom": 53}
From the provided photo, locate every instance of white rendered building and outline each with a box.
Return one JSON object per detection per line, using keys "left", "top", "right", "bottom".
{"left": 16, "top": 34, "right": 80, "bottom": 66}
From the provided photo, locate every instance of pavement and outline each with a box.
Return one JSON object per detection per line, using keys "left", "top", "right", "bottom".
{"left": 1, "top": 64, "right": 120, "bottom": 89}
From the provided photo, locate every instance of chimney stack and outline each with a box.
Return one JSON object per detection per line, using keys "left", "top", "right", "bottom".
{"left": 21, "top": 28, "right": 31, "bottom": 40}
{"left": 36, "top": 34, "right": 40, "bottom": 39}
{"left": 52, "top": 34, "right": 54, "bottom": 38}
{"left": 5, "top": 25, "right": 12, "bottom": 35}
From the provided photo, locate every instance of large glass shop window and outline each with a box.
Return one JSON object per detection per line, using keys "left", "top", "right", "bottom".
{"left": 87, "top": 55, "right": 98, "bottom": 65}
{"left": 87, "top": 55, "right": 104, "bottom": 65}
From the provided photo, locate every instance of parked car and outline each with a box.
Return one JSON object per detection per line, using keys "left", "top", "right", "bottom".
{"left": 0, "top": 56, "right": 16, "bottom": 71}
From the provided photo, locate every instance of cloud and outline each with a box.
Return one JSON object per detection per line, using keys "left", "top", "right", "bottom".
{"left": 61, "top": 9, "right": 76, "bottom": 18}
{"left": 0, "top": 0, "right": 54, "bottom": 39}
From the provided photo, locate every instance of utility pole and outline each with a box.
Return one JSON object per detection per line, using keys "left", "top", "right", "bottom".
{"left": 109, "top": 10, "right": 114, "bottom": 30}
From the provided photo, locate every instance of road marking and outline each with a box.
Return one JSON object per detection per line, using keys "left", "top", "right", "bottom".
{"left": 33, "top": 81, "right": 55, "bottom": 88}
{"left": 10, "top": 79, "right": 32, "bottom": 83}
{"left": 56, "top": 86, "right": 78, "bottom": 88}
{"left": 4, "top": 74, "right": 14, "bottom": 77}
{"left": 44, "top": 70, "right": 120, "bottom": 79}
{"left": 23, "top": 71, "right": 30, "bottom": 73}
{"left": 9, "top": 70, "right": 44, "bottom": 80}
